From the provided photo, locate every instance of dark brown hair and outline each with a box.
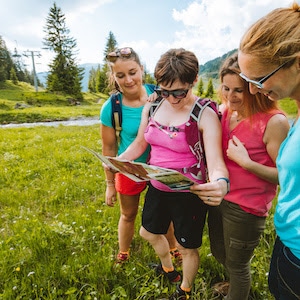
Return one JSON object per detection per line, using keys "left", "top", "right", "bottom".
{"left": 154, "top": 48, "right": 198, "bottom": 87}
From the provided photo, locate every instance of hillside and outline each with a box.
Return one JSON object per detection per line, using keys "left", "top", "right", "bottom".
{"left": 37, "top": 50, "right": 237, "bottom": 92}
{"left": 200, "top": 49, "right": 237, "bottom": 79}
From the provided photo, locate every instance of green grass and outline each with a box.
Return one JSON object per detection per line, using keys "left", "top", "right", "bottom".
{"left": 0, "top": 124, "right": 277, "bottom": 299}
{"left": 0, "top": 80, "right": 294, "bottom": 299}
{"left": 0, "top": 81, "right": 106, "bottom": 124}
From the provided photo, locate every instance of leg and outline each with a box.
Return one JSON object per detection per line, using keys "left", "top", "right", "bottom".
{"left": 140, "top": 226, "right": 174, "bottom": 269}
{"left": 118, "top": 193, "right": 140, "bottom": 253}
{"left": 269, "top": 237, "right": 300, "bottom": 300}
{"left": 178, "top": 245, "right": 199, "bottom": 290}
{"left": 165, "top": 221, "right": 178, "bottom": 250}
{"left": 208, "top": 206, "right": 226, "bottom": 266}
{"left": 221, "top": 201, "right": 266, "bottom": 300}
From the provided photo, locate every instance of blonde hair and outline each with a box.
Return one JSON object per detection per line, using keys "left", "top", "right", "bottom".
{"left": 219, "top": 52, "right": 279, "bottom": 118}
{"left": 239, "top": 2, "right": 300, "bottom": 66}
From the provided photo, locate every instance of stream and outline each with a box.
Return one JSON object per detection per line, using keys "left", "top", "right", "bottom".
{"left": 0, "top": 117, "right": 100, "bottom": 128}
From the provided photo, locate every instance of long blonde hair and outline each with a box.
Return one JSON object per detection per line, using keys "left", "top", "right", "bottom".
{"left": 239, "top": 2, "right": 300, "bottom": 67}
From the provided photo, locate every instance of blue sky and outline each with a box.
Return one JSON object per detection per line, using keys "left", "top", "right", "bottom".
{"left": 0, "top": 0, "right": 293, "bottom": 73}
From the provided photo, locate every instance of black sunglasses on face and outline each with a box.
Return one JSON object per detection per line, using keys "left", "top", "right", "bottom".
{"left": 106, "top": 47, "right": 133, "bottom": 62}
{"left": 239, "top": 59, "right": 292, "bottom": 89}
{"left": 154, "top": 88, "right": 189, "bottom": 99}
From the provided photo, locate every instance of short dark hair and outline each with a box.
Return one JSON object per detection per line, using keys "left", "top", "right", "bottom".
{"left": 154, "top": 48, "right": 198, "bottom": 87}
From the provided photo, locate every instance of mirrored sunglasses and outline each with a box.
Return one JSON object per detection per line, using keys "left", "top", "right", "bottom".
{"left": 106, "top": 47, "right": 133, "bottom": 62}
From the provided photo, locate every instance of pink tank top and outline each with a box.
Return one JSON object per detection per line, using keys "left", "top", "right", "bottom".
{"left": 222, "top": 109, "right": 283, "bottom": 216}
{"left": 145, "top": 118, "right": 199, "bottom": 192}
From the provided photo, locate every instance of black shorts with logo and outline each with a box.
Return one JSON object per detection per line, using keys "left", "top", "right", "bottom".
{"left": 142, "top": 183, "right": 208, "bottom": 249}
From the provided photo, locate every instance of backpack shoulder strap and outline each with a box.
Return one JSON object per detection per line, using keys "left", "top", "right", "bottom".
{"left": 190, "top": 98, "right": 221, "bottom": 123}
{"left": 111, "top": 93, "right": 122, "bottom": 145}
{"left": 149, "top": 96, "right": 163, "bottom": 117}
{"left": 185, "top": 98, "right": 221, "bottom": 181}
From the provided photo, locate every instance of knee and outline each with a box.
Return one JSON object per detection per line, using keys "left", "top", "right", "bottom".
{"left": 139, "top": 226, "right": 148, "bottom": 239}
{"left": 120, "top": 211, "right": 137, "bottom": 223}
{"left": 139, "top": 226, "right": 155, "bottom": 242}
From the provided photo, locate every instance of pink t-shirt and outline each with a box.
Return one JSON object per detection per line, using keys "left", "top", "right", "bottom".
{"left": 222, "top": 109, "right": 282, "bottom": 216}
{"left": 144, "top": 118, "right": 201, "bottom": 192}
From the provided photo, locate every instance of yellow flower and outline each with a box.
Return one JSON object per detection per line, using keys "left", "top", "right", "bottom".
{"left": 15, "top": 267, "right": 20, "bottom": 272}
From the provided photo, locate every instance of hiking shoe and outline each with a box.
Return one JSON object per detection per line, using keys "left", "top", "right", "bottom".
{"left": 170, "top": 249, "right": 183, "bottom": 267}
{"left": 212, "top": 281, "right": 230, "bottom": 297}
{"left": 169, "top": 285, "right": 191, "bottom": 299}
{"left": 115, "top": 252, "right": 129, "bottom": 265}
{"left": 154, "top": 264, "right": 181, "bottom": 283}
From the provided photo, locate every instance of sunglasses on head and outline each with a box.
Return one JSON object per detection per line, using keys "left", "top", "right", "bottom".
{"left": 154, "top": 88, "right": 190, "bottom": 99}
{"left": 106, "top": 47, "right": 133, "bottom": 62}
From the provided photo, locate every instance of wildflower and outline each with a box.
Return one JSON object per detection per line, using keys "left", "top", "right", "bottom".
{"left": 15, "top": 267, "right": 20, "bottom": 272}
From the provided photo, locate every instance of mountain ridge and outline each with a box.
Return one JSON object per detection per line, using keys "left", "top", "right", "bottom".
{"left": 37, "top": 49, "right": 237, "bottom": 92}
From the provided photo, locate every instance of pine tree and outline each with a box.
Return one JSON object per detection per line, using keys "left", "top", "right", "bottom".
{"left": 205, "top": 78, "right": 215, "bottom": 98}
{"left": 43, "top": 2, "right": 83, "bottom": 99}
{"left": 0, "top": 36, "right": 14, "bottom": 82}
{"left": 197, "top": 77, "right": 204, "bottom": 97}
{"left": 97, "top": 31, "right": 118, "bottom": 94}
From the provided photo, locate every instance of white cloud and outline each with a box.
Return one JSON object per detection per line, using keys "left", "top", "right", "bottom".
{"left": 0, "top": 0, "right": 294, "bottom": 74}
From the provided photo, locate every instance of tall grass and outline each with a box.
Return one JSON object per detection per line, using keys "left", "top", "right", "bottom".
{"left": 0, "top": 124, "right": 276, "bottom": 299}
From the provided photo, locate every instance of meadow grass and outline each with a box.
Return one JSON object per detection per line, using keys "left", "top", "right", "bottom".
{"left": 0, "top": 124, "right": 276, "bottom": 299}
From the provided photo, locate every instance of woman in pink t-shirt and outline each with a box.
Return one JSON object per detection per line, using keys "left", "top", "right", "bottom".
{"left": 212, "top": 52, "right": 290, "bottom": 300}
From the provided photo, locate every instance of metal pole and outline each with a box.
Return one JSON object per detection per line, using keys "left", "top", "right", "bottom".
{"left": 23, "top": 50, "right": 41, "bottom": 92}
{"left": 31, "top": 52, "right": 38, "bottom": 92}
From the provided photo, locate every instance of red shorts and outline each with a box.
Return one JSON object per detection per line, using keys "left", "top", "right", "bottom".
{"left": 115, "top": 173, "right": 147, "bottom": 195}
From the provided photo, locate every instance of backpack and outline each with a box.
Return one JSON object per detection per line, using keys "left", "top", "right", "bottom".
{"left": 149, "top": 97, "right": 221, "bottom": 182}
{"left": 111, "top": 83, "right": 156, "bottom": 145}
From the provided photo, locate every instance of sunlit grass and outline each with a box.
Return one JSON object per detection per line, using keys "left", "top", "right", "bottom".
{"left": 0, "top": 124, "right": 277, "bottom": 299}
{"left": 0, "top": 80, "right": 292, "bottom": 298}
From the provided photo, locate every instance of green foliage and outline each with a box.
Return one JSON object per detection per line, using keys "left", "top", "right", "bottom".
{"left": 205, "top": 78, "right": 215, "bottom": 97}
{"left": 278, "top": 98, "right": 298, "bottom": 117}
{"left": 197, "top": 77, "right": 204, "bottom": 97}
{"left": 200, "top": 49, "right": 237, "bottom": 79}
{"left": 10, "top": 67, "right": 18, "bottom": 85}
{"left": 43, "top": 3, "right": 83, "bottom": 99}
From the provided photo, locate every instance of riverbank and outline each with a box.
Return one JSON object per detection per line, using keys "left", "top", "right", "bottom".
{"left": 0, "top": 116, "right": 100, "bottom": 128}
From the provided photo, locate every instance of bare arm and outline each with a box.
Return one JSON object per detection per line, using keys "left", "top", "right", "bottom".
{"left": 118, "top": 102, "right": 151, "bottom": 161}
{"left": 100, "top": 124, "right": 118, "bottom": 207}
{"left": 226, "top": 114, "right": 289, "bottom": 184}
{"left": 190, "top": 107, "right": 229, "bottom": 206}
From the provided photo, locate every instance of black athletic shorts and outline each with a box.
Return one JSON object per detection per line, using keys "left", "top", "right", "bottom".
{"left": 142, "top": 183, "right": 208, "bottom": 249}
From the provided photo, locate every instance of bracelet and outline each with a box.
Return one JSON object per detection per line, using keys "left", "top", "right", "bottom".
{"left": 216, "top": 177, "right": 230, "bottom": 194}
{"left": 105, "top": 179, "right": 115, "bottom": 187}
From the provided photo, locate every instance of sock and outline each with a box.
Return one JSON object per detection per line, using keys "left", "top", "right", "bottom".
{"left": 162, "top": 265, "right": 174, "bottom": 273}
{"left": 180, "top": 286, "right": 191, "bottom": 293}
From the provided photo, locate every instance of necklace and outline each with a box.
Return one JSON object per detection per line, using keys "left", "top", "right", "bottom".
{"left": 153, "top": 120, "right": 183, "bottom": 139}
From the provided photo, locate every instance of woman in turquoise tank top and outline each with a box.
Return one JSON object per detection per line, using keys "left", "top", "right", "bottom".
{"left": 239, "top": 3, "right": 300, "bottom": 299}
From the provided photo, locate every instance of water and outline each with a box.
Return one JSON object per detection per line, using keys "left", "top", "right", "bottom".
{"left": 1, "top": 117, "right": 100, "bottom": 128}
